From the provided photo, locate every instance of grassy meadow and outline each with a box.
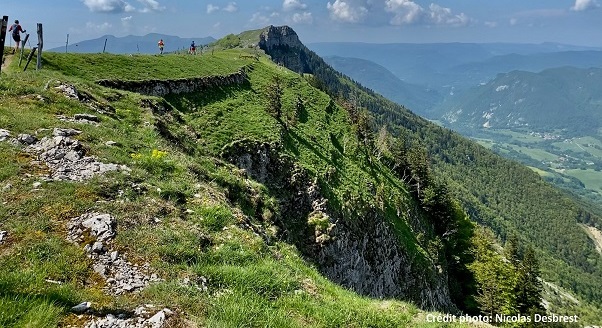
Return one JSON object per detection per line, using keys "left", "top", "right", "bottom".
{"left": 0, "top": 50, "right": 474, "bottom": 327}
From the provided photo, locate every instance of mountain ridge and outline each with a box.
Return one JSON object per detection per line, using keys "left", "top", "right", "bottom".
{"left": 0, "top": 41, "right": 467, "bottom": 326}
{"left": 48, "top": 33, "right": 215, "bottom": 54}
{"left": 323, "top": 56, "right": 442, "bottom": 115}
{"left": 254, "top": 25, "right": 602, "bottom": 322}
{"left": 1, "top": 25, "right": 602, "bottom": 326}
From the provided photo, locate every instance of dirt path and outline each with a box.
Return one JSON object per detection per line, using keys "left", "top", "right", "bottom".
{"left": 1, "top": 54, "right": 14, "bottom": 70}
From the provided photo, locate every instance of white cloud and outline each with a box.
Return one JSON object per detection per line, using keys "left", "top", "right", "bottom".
{"left": 484, "top": 21, "right": 498, "bottom": 28}
{"left": 207, "top": 4, "right": 219, "bottom": 14}
{"left": 509, "top": 18, "right": 518, "bottom": 26}
{"left": 250, "top": 12, "right": 270, "bottom": 26}
{"left": 385, "top": 0, "right": 423, "bottom": 24}
{"left": 292, "top": 12, "right": 313, "bottom": 24}
{"left": 283, "top": 0, "right": 307, "bottom": 12}
{"left": 571, "top": 0, "right": 599, "bottom": 11}
{"left": 385, "top": 0, "right": 470, "bottom": 26}
{"left": 223, "top": 2, "right": 238, "bottom": 13}
{"left": 86, "top": 21, "right": 113, "bottom": 32}
{"left": 121, "top": 15, "right": 132, "bottom": 28}
{"left": 137, "top": 0, "right": 164, "bottom": 12}
{"left": 427, "top": 3, "right": 469, "bottom": 26}
{"left": 327, "top": 0, "right": 368, "bottom": 23}
{"left": 82, "top": 0, "right": 135, "bottom": 13}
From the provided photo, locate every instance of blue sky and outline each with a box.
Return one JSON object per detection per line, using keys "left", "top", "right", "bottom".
{"left": 3, "top": 0, "right": 602, "bottom": 48}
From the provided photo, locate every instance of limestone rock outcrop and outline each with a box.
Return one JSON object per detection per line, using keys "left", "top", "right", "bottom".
{"left": 221, "top": 139, "right": 455, "bottom": 311}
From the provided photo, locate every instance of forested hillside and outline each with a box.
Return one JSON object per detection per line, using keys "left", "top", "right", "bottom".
{"left": 437, "top": 67, "right": 602, "bottom": 134}
{"left": 256, "top": 25, "right": 602, "bottom": 322}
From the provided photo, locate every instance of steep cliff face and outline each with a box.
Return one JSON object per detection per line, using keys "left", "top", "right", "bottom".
{"left": 221, "top": 140, "right": 455, "bottom": 311}
{"left": 259, "top": 26, "right": 302, "bottom": 50}
{"left": 258, "top": 26, "right": 309, "bottom": 74}
{"left": 319, "top": 217, "right": 452, "bottom": 310}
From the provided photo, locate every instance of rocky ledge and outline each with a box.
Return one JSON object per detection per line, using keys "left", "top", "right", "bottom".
{"left": 26, "top": 135, "right": 129, "bottom": 182}
{"left": 97, "top": 68, "right": 249, "bottom": 97}
{"left": 68, "top": 213, "right": 161, "bottom": 295}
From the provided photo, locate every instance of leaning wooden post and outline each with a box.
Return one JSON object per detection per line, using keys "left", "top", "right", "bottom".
{"left": 0, "top": 16, "right": 8, "bottom": 75}
{"left": 103, "top": 38, "right": 107, "bottom": 53}
{"left": 36, "top": 23, "right": 43, "bottom": 70}
{"left": 19, "top": 33, "right": 29, "bottom": 67}
{"left": 24, "top": 46, "right": 37, "bottom": 71}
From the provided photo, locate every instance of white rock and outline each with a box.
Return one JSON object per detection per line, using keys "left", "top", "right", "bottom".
{"left": 53, "top": 128, "right": 82, "bottom": 137}
{"left": 93, "top": 263, "right": 107, "bottom": 276}
{"left": 81, "top": 213, "right": 116, "bottom": 242}
{"left": 92, "top": 241, "right": 105, "bottom": 254}
{"left": 147, "top": 310, "right": 166, "bottom": 328}
{"left": 71, "top": 301, "right": 91, "bottom": 313}
{"left": 0, "top": 129, "right": 10, "bottom": 141}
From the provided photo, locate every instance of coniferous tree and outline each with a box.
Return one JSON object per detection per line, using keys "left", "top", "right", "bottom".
{"left": 266, "top": 76, "right": 283, "bottom": 120}
{"left": 504, "top": 234, "right": 521, "bottom": 268}
{"left": 515, "top": 246, "right": 544, "bottom": 315}
{"left": 470, "top": 228, "right": 516, "bottom": 320}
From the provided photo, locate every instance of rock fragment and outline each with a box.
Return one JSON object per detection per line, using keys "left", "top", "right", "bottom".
{"left": 0, "top": 129, "right": 11, "bottom": 141}
{"left": 17, "top": 134, "right": 37, "bottom": 145}
{"left": 53, "top": 128, "right": 82, "bottom": 137}
{"left": 71, "top": 301, "right": 92, "bottom": 314}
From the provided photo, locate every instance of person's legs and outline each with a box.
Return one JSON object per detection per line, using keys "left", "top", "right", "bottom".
{"left": 13, "top": 35, "right": 21, "bottom": 53}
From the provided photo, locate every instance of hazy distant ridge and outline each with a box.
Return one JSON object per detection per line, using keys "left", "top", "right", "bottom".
{"left": 48, "top": 33, "right": 215, "bottom": 54}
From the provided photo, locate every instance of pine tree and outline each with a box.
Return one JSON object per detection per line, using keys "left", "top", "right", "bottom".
{"left": 266, "top": 76, "right": 283, "bottom": 120}
{"left": 504, "top": 234, "right": 521, "bottom": 268}
{"left": 515, "top": 246, "right": 544, "bottom": 315}
{"left": 469, "top": 228, "right": 515, "bottom": 320}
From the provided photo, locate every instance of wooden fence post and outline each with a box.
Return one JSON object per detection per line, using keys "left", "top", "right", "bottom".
{"left": 19, "top": 33, "right": 29, "bottom": 67}
{"left": 36, "top": 23, "right": 43, "bottom": 70}
{"left": 0, "top": 16, "right": 8, "bottom": 75}
{"left": 103, "top": 38, "right": 107, "bottom": 53}
{"left": 24, "top": 46, "right": 37, "bottom": 71}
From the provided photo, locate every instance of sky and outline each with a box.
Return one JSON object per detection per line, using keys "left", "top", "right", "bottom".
{"left": 2, "top": 0, "right": 602, "bottom": 49}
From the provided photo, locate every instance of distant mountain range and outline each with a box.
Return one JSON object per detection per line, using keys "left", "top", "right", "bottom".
{"left": 309, "top": 42, "right": 602, "bottom": 93}
{"left": 309, "top": 42, "right": 602, "bottom": 121}
{"left": 323, "top": 56, "right": 442, "bottom": 115}
{"left": 49, "top": 33, "right": 215, "bottom": 54}
{"left": 437, "top": 67, "right": 602, "bottom": 135}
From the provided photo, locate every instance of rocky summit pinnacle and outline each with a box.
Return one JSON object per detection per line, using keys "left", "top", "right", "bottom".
{"left": 258, "top": 25, "right": 302, "bottom": 50}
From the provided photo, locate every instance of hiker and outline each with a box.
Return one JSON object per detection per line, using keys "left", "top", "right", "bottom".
{"left": 8, "top": 20, "right": 26, "bottom": 54}
{"left": 158, "top": 39, "right": 164, "bottom": 54}
{"left": 189, "top": 41, "right": 196, "bottom": 55}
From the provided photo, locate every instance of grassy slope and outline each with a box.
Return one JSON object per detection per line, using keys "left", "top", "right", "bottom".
{"left": 0, "top": 52, "right": 470, "bottom": 327}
